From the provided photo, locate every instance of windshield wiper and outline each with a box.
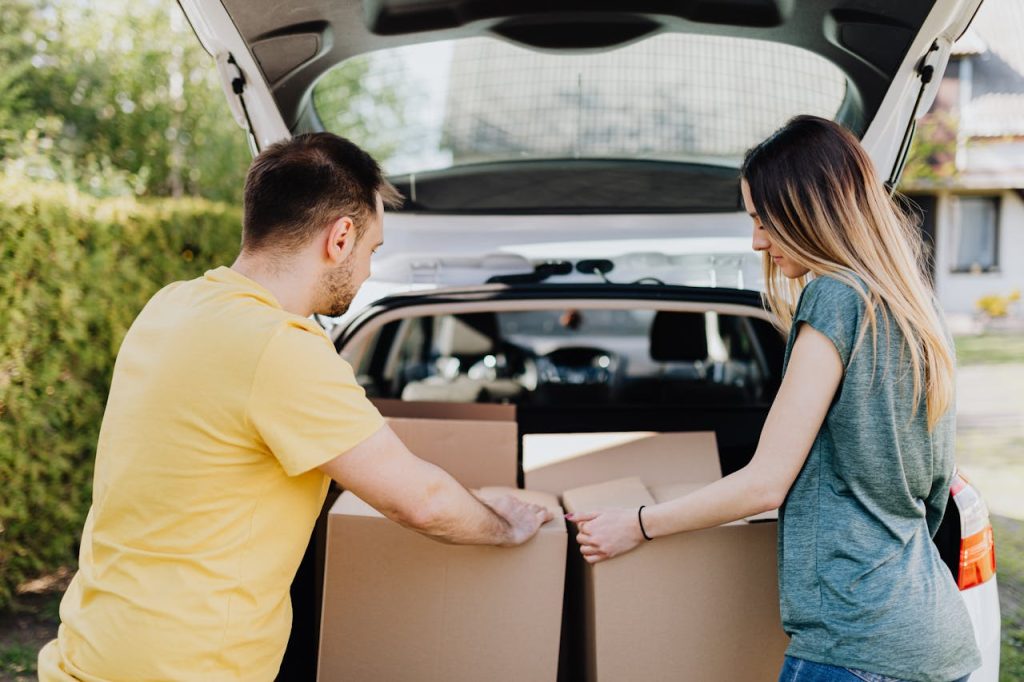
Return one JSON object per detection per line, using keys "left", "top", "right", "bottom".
{"left": 487, "top": 261, "right": 574, "bottom": 284}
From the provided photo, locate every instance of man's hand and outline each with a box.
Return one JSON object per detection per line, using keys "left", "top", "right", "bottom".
{"left": 475, "top": 492, "right": 554, "bottom": 547}
{"left": 319, "top": 425, "right": 553, "bottom": 546}
{"left": 567, "top": 508, "right": 645, "bottom": 563}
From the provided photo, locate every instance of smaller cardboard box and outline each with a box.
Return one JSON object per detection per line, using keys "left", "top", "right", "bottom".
{"left": 373, "top": 398, "right": 519, "bottom": 489}
{"left": 562, "top": 477, "right": 787, "bottom": 682}
{"left": 318, "top": 487, "right": 567, "bottom": 682}
{"left": 385, "top": 416, "right": 518, "bottom": 489}
{"left": 524, "top": 431, "right": 720, "bottom": 496}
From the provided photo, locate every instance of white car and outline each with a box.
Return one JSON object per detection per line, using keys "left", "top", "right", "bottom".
{"left": 179, "top": 0, "right": 1000, "bottom": 679}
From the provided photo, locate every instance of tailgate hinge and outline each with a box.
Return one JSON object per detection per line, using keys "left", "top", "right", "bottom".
{"left": 215, "top": 52, "right": 259, "bottom": 154}
{"left": 885, "top": 41, "right": 946, "bottom": 194}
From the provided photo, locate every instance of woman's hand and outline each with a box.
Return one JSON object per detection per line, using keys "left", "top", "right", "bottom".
{"left": 567, "top": 508, "right": 645, "bottom": 563}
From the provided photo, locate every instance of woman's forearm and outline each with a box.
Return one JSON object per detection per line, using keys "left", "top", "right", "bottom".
{"left": 642, "top": 463, "right": 782, "bottom": 539}
{"left": 642, "top": 326, "right": 844, "bottom": 540}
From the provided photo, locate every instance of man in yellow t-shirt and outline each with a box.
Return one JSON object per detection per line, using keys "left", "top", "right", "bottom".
{"left": 37, "top": 133, "right": 550, "bottom": 681}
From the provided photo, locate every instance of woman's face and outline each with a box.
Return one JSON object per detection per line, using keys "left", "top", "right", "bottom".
{"left": 741, "top": 179, "right": 811, "bottom": 280}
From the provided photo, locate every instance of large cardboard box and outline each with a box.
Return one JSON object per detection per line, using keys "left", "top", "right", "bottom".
{"left": 318, "top": 485, "right": 567, "bottom": 682}
{"left": 561, "top": 477, "right": 787, "bottom": 682}
{"left": 524, "top": 431, "right": 720, "bottom": 496}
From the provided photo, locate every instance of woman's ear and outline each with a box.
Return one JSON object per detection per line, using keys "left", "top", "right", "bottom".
{"left": 324, "top": 216, "right": 356, "bottom": 264}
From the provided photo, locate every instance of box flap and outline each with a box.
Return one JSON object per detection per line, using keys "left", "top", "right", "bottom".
{"left": 332, "top": 488, "right": 568, "bottom": 533}
{"left": 524, "top": 431, "right": 719, "bottom": 496}
{"left": 386, "top": 416, "right": 518, "bottom": 489}
{"left": 561, "top": 476, "right": 655, "bottom": 514}
{"left": 373, "top": 397, "right": 515, "bottom": 422}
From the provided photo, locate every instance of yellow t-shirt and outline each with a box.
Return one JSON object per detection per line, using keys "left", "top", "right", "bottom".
{"left": 38, "top": 266, "right": 384, "bottom": 681}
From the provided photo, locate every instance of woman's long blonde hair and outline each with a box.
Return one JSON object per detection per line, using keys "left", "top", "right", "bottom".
{"left": 741, "top": 115, "right": 954, "bottom": 430}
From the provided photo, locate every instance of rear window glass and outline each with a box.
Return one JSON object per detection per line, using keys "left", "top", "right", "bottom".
{"left": 313, "top": 34, "right": 848, "bottom": 175}
{"left": 353, "top": 307, "right": 782, "bottom": 408}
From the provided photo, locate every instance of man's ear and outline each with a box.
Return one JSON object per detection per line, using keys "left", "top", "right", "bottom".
{"left": 324, "top": 216, "right": 356, "bottom": 265}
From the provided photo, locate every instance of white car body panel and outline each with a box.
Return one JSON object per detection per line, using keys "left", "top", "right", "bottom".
{"left": 861, "top": 0, "right": 983, "bottom": 177}
{"left": 176, "top": 0, "right": 290, "bottom": 148}
{"left": 333, "top": 211, "right": 761, "bottom": 328}
{"left": 960, "top": 577, "right": 1001, "bottom": 682}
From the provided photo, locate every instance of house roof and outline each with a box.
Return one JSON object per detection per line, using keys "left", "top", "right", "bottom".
{"left": 967, "top": 0, "right": 1024, "bottom": 79}
{"left": 952, "top": 28, "right": 987, "bottom": 57}
{"left": 963, "top": 93, "right": 1024, "bottom": 137}
{"left": 949, "top": 0, "right": 1024, "bottom": 140}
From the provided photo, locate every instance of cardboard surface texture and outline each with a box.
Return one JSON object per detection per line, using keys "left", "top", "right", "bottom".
{"left": 318, "top": 488, "right": 566, "bottom": 682}
{"left": 372, "top": 397, "right": 515, "bottom": 422}
{"left": 384, "top": 416, "right": 518, "bottom": 489}
{"left": 524, "top": 431, "right": 721, "bottom": 496}
{"left": 562, "top": 477, "right": 788, "bottom": 682}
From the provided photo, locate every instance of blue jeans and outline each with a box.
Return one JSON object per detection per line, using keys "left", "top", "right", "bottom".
{"left": 779, "top": 656, "right": 971, "bottom": 682}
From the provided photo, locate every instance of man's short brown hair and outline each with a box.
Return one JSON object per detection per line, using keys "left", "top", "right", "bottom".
{"left": 241, "top": 133, "right": 402, "bottom": 253}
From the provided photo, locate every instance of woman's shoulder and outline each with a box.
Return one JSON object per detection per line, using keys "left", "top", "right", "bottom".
{"left": 799, "top": 272, "right": 868, "bottom": 311}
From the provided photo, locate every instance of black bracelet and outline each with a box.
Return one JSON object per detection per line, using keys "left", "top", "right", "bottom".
{"left": 638, "top": 505, "right": 653, "bottom": 541}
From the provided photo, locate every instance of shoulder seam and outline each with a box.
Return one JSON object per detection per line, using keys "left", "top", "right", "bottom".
{"left": 244, "top": 321, "right": 335, "bottom": 435}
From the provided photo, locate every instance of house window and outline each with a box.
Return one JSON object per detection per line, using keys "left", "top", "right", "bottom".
{"left": 951, "top": 196, "right": 1000, "bottom": 273}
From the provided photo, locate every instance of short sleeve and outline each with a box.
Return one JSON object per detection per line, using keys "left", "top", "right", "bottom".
{"left": 792, "top": 276, "right": 865, "bottom": 369}
{"left": 248, "top": 322, "right": 385, "bottom": 476}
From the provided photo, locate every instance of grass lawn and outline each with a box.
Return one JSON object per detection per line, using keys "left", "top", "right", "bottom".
{"left": 956, "top": 333, "right": 1024, "bottom": 365}
{"left": 994, "top": 515, "right": 1024, "bottom": 682}
{"left": 0, "top": 591, "right": 61, "bottom": 682}
{"left": 957, "top": 333, "right": 1024, "bottom": 680}
{"left": 0, "top": 645, "right": 36, "bottom": 681}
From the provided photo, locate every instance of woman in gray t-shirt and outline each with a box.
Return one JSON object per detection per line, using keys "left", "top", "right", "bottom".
{"left": 567, "top": 116, "right": 982, "bottom": 682}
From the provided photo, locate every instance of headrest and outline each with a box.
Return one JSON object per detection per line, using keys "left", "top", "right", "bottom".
{"left": 649, "top": 311, "right": 708, "bottom": 362}
{"left": 439, "top": 312, "right": 499, "bottom": 356}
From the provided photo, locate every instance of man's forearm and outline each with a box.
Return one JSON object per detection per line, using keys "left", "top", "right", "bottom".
{"left": 318, "top": 424, "right": 528, "bottom": 547}
{"left": 384, "top": 461, "right": 514, "bottom": 545}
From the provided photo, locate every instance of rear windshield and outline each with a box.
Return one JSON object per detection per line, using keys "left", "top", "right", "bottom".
{"left": 353, "top": 307, "right": 783, "bottom": 409}
{"left": 313, "top": 34, "right": 848, "bottom": 176}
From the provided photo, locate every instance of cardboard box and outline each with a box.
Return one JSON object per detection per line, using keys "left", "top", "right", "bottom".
{"left": 524, "top": 431, "right": 720, "bottom": 496}
{"left": 372, "top": 398, "right": 514, "bottom": 422}
{"left": 562, "top": 477, "right": 787, "bottom": 682}
{"left": 385, "top": 416, "right": 518, "bottom": 489}
{"left": 374, "top": 398, "right": 518, "bottom": 489}
{"left": 318, "top": 487, "right": 567, "bottom": 682}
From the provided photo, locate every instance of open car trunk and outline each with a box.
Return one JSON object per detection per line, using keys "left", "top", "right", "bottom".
{"left": 179, "top": 0, "right": 983, "bottom": 203}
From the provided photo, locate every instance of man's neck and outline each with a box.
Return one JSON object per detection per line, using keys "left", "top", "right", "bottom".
{"left": 230, "top": 255, "right": 317, "bottom": 317}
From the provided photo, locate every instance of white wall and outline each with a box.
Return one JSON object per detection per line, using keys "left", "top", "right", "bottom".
{"left": 934, "top": 189, "right": 1024, "bottom": 315}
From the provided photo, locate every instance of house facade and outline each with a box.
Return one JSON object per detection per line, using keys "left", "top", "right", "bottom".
{"left": 901, "top": 0, "right": 1024, "bottom": 320}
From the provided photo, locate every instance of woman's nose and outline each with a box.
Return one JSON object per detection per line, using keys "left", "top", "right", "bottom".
{"left": 752, "top": 229, "right": 771, "bottom": 252}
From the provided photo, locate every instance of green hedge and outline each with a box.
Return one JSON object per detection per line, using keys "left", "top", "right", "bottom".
{"left": 0, "top": 174, "right": 242, "bottom": 609}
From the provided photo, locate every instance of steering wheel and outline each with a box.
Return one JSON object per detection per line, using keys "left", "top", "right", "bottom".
{"left": 538, "top": 346, "right": 618, "bottom": 385}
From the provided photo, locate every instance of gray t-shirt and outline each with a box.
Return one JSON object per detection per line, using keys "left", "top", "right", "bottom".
{"left": 779, "top": 275, "right": 982, "bottom": 682}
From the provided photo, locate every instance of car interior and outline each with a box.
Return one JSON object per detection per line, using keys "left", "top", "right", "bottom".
{"left": 353, "top": 307, "right": 784, "bottom": 409}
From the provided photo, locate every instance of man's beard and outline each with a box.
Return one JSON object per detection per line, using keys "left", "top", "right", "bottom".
{"left": 315, "top": 262, "right": 358, "bottom": 317}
